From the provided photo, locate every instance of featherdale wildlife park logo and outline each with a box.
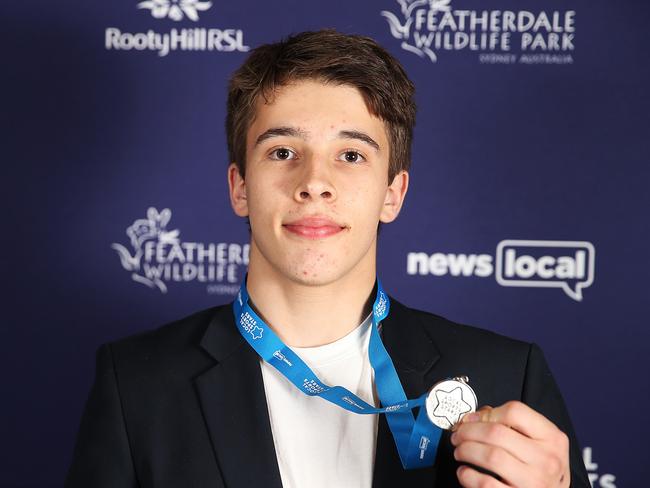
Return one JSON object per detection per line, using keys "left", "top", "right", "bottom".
{"left": 381, "top": 0, "right": 576, "bottom": 65}
{"left": 111, "top": 207, "right": 248, "bottom": 295}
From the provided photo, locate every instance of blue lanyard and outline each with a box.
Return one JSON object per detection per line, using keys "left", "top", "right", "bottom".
{"left": 233, "top": 279, "right": 442, "bottom": 469}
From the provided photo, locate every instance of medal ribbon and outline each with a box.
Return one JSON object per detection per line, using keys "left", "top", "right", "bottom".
{"left": 233, "top": 278, "right": 442, "bottom": 469}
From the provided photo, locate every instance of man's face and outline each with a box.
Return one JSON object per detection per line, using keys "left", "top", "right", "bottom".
{"left": 228, "top": 79, "right": 408, "bottom": 287}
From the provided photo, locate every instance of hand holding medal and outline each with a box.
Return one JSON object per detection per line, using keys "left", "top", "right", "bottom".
{"left": 450, "top": 401, "right": 571, "bottom": 487}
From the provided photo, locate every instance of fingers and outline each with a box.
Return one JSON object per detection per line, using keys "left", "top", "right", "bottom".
{"left": 454, "top": 441, "right": 530, "bottom": 487}
{"left": 456, "top": 465, "right": 509, "bottom": 488}
{"left": 452, "top": 401, "right": 571, "bottom": 488}
{"left": 472, "top": 401, "right": 560, "bottom": 441}
{"left": 452, "top": 420, "right": 547, "bottom": 466}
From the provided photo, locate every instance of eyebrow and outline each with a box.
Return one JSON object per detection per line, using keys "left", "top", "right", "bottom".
{"left": 338, "top": 130, "right": 380, "bottom": 152}
{"left": 254, "top": 126, "right": 381, "bottom": 152}
{"left": 255, "top": 127, "right": 308, "bottom": 146}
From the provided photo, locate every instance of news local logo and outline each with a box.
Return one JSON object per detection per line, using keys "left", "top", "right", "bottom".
{"left": 496, "top": 240, "right": 594, "bottom": 301}
{"left": 407, "top": 239, "right": 595, "bottom": 301}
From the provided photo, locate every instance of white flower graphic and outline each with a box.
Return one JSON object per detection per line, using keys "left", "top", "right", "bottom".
{"left": 137, "top": 0, "right": 212, "bottom": 22}
{"left": 111, "top": 207, "right": 180, "bottom": 293}
{"left": 381, "top": 0, "right": 451, "bottom": 62}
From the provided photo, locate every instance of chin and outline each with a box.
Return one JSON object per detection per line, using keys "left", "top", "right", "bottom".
{"left": 284, "top": 261, "right": 346, "bottom": 287}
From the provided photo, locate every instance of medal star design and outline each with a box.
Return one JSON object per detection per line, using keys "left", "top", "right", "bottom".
{"left": 433, "top": 386, "right": 472, "bottom": 426}
{"left": 250, "top": 326, "right": 263, "bottom": 340}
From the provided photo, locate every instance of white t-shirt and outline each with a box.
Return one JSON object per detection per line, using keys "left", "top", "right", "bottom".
{"left": 260, "top": 314, "right": 378, "bottom": 488}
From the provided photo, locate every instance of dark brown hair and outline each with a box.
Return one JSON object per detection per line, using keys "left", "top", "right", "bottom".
{"left": 226, "top": 29, "right": 416, "bottom": 183}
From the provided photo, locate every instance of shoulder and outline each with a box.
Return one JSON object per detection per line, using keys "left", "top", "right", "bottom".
{"left": 390, "top": 297, "right": 531, "bottom": 358}
{"left": 387, "top": 297, "right": 536, "bottom": 403}
{"left": 105, "top": 303, "right": 232, "bottom": 377}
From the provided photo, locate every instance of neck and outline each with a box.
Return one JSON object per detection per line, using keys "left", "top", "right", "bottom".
{"left": 245, "top": 247, "right": 377, "bottom": 347}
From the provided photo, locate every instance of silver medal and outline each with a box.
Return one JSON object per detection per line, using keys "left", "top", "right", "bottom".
{"left": 425, "top": 376, "right": 478, "bottom": 430}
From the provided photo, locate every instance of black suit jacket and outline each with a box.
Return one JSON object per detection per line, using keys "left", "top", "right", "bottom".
{"left": 66, "top": 298, "right": 590, "bottom": 487}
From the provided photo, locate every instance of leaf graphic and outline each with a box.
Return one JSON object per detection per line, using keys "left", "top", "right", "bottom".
{"left": 111, "top": 243, "right": 139, "bottom": 271}
{"left": 168, "top": 5, "right": 183, "bottom": 20}
{"left": 132, "top": 273, "right": 155, "bottom": 289}
{"left": 136, "top": 1, "right": 156, "bottom": 9}
{"left": 381, "top": 11, "right": 412, "bottom": 39}
{"left": 430, "top": 0, "right": 451, "bottom": 11}
{"left": 158, "top": 208, "right": 172, "bottom": 227}
{"left": 181, "top": 6, "right": 199, "bottom": 21}
{"left": 151, "top": 5, "right": 168, "bottom": 18}
{"left": 396, "top": 0, "right": 411, "bottom": 16}
{"left": 154, "top": 279, "right": 167, "bottom": 293}
{"left": 400, "top": 42, "right": 425, "bottom": 57}
{"left": 421, "top": 46, "right": 438, "bottom": 62}
{"left": 147, "top": 207, "right": 160, "bottom": 222}
{"left": 401, "top": 42, "right": 437, "bottom": 62}
{"left": 160, "top": 229, "right": 180, "bottom": 243}
{"left": 192, "top": 1, "right": 212, "bottom": 11}
{"left": 403, "top": 0, "right": 428, "bottom": 17}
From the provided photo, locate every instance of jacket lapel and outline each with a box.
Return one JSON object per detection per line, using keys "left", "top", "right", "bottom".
{"left": 194, "top": 305, "right": 283, "bottom": 488}
{"left": 373, "top": 297, "right": 444, "bottom": 487}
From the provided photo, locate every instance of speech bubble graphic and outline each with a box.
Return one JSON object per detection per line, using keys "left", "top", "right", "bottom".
{"left": 495, "top": 240, "right": 595, "bottom": 301}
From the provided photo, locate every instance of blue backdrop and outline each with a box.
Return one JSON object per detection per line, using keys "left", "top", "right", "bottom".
{"left": 4, "top": 0, "right": 649, "bottom": 486}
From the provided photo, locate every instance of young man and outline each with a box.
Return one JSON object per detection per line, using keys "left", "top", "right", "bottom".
{"left": 66, "top": 30, "right": 590, "bottom": 487}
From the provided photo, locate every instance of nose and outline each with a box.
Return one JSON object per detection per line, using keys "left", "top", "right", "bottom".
{"left": 293, "top": 155, "right": 336, "bottom": 203}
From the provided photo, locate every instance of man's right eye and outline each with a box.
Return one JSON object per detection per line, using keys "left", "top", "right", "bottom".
{"left": 269, "top": 148, "right": 296, "bottom": 160}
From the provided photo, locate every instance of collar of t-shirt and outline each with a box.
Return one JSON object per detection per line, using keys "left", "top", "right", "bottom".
{"left": 289, "top": 312, "right": 373, "bottom": 369}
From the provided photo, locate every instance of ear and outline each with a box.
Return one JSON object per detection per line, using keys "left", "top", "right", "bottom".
{"left": 379, "top": 170, "right": 409, "bottom": 223}
{"left": 228, "top": 163, "right": 249, "bottom": 217}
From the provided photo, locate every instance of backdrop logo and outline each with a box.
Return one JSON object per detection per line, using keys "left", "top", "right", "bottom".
{"left": 104, "top": 1, "right": 248, "bottom": 56}
{"left": 495, "top": 240, "right": 594, "bottom": 301}
{"left": 583, "top": 447, "right": 617, "bottom": 488}
{"left": 381, "top": 0, "right": 576, "bottom": 65}
{"left": 111, "top": 207, "right": 249, "bottom": 294}
{"left": 137, "top": 0, "right": 212, "bottom": 22}
{"left": 407, "top": 239, "right": 595, "bottom": 301}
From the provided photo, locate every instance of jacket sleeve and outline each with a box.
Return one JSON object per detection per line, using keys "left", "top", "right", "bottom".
{"left": 65, "top": 343, "right": 139, "bottom": 487}
{"left": 522, "top": 343, "right": 590, "bottom": 488}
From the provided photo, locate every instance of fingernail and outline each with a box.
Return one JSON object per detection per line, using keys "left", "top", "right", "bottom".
{"left": 450, "top": 432, "right": 458, "bottom": 445}
{"left": 463, "top": 412, "right": 480, "bottom": 423}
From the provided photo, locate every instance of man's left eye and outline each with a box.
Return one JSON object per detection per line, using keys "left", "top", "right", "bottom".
{"left": 339, "top": 151, "right": 365, "bottom": 163}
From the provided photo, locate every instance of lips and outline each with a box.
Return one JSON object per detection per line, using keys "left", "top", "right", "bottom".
{"left": 283, "top": 217, "right": 346, "bottom": 239}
